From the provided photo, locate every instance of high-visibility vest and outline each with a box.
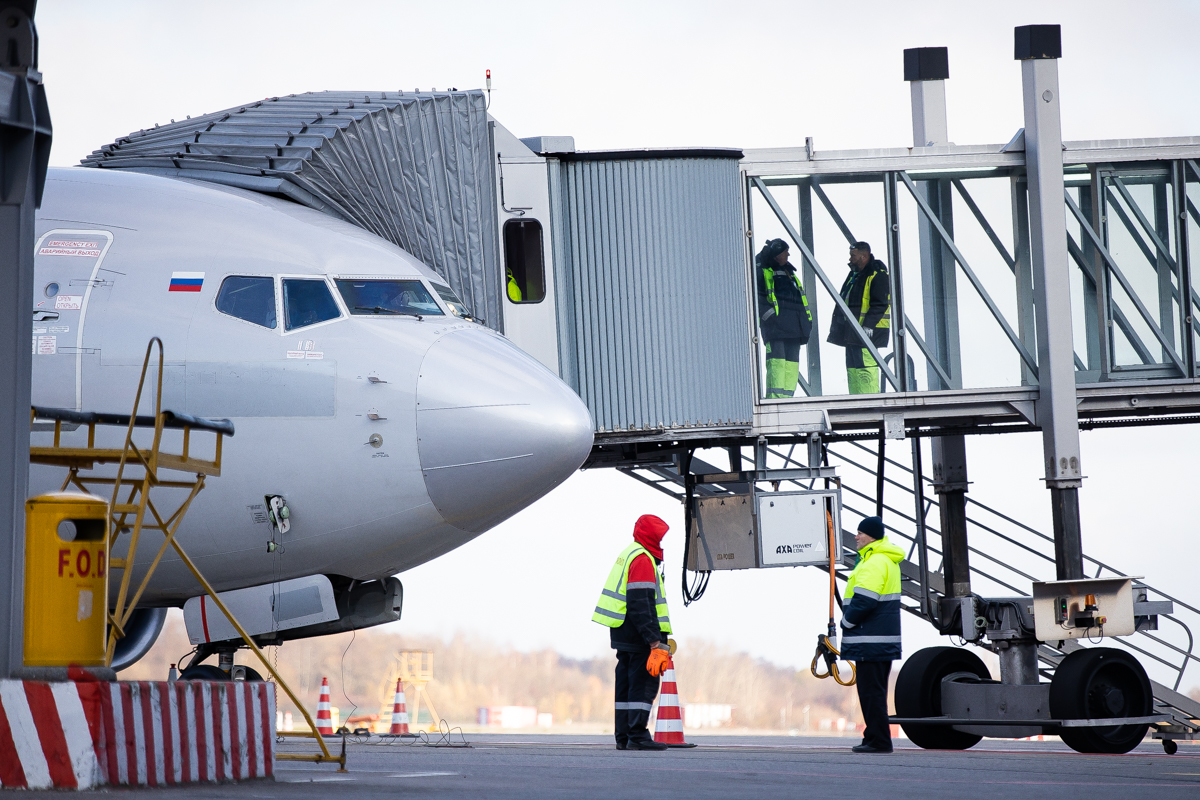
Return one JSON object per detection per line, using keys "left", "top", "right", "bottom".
{"left": 761, "top": 265, "right": 811, "bottom": 321}
{"left": 591, "top": 542, "right": 672, "bottom": 634}
{"left": 845, "top": 266, "right": 891, "bottom": 330}
{"left": 506, "top": 269, "right": 523, "bottom": 302}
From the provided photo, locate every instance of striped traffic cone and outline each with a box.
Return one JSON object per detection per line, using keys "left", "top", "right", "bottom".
{"left": 653, "top": 657, "right": 695, "bottom": 747}
{"left": 388, "top": 679, "right": 410, "bottom": 735}
{"left": 316, "top": 677, "right": 333, "bottom": 735}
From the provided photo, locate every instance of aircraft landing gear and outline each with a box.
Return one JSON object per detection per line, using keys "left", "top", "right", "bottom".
{"left": 1049, "top": 648, "right": 1152, "bottom": 755}
{"left": 179, "top": 643, "right": 264, "bottom": 681}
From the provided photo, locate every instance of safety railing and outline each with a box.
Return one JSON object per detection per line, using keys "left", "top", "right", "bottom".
{"left": 744, "top": 154, "right": 1200, "bottom": 403}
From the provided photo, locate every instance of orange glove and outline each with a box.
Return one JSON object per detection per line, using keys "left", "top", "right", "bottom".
{"left": 646, "top": 648, "right": 670, "bottom": 677}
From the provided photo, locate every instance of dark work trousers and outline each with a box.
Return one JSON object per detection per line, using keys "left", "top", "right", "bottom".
{"left": 614, "top": 649, "right": 660, "bottom": 745}
{"left": 855, "top": 660, "right": 893, "bottom": 750}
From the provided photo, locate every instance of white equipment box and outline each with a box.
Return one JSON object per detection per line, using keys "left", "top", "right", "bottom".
{"left": 687, "top": 490, "right": 838, "bottom": 570}
{"left": 1031, "top": 576, "right": 1137, "bottom": 641}
{"left": 756, "top": 490, "right": 836, "bottom": 568}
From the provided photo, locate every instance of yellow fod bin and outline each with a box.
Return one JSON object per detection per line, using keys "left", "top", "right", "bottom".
{"left": 24, "top": 492, "right": 109, "bottom": 667}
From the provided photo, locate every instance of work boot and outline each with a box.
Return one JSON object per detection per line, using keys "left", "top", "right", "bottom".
{"left": 851, "top": 743, "right": 893, "bottom": 754}
{"left": 627, "top": 738, "right": 669, "bottom": 751}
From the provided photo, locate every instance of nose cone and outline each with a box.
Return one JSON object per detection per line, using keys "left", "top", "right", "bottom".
{"left": 417, "top": 328, "right": 594, "bottom": 533}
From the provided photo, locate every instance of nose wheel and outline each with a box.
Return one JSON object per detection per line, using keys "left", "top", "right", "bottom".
{"left": 1050, "top": 647, "right": 1152, "bottom": 754}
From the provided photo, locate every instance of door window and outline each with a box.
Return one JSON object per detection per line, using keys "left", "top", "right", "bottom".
{"left": 503, "top": 219, "right": 546, "bottom": 303}
{"left": 215, "top": 276, "right": 277, "bottom": 329}
{"left": 282, "top": 278, "right": 341, "bottom": 331}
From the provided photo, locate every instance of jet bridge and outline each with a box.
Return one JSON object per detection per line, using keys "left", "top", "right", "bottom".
{"left": 586, "top": 27, "right": 1200, "bottom": 754}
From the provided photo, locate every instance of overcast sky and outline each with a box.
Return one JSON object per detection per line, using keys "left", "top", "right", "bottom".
{"left": 36, "top": 2, "right": 1200, "bottom": 689}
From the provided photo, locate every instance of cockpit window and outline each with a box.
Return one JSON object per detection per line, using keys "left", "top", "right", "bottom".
{"left": 335, "top": 279, "right": 444, "bottom": 317}
{"left": 432, "top": 283, "right": 473, "bottom": 321}
{"left": 216, "top": 276, "right": 277, "bottom": 329}
{"left": 282, "top": 278, "right": 341, "bottom": 331}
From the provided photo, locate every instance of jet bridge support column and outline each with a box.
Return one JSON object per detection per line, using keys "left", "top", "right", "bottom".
{"left": 1017, "top": 25, "right": 1085, "bottom": 581}
{"left": 906, "top": 48, "right": 973, "bottom": 625}
{"left": 0, "top": 1, "right": 51, "bottom": 678}
{"left": 905, "top": 47, "right": 962, "bottom": 392}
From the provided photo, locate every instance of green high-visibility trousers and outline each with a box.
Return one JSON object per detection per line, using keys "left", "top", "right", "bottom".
{"left": 847, "top": 366, "right": 880, "bottom": 394}
{"left": 765, "top": 339, "right": 802, "bottom": 399}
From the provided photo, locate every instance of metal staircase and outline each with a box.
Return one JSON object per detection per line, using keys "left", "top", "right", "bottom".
{"left": 618, "top": 438, "right": 1200, "bottom": 743}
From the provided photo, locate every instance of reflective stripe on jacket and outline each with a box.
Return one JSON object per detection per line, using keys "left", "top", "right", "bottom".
{"left": 592, "top": 542, "right": 672, "bottom": 634}
{"left": 840, "top": 536, "right": 904, "bottom": 661}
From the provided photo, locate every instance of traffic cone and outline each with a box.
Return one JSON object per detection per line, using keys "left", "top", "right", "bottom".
{"left": 388, "top": 679, "right": 410, "bottom": 735}
{"left": 316, "top": 677, "right": 333, "bottom": 735}
{"left": 653, "top": 657, "right": 695, "bottom": 747}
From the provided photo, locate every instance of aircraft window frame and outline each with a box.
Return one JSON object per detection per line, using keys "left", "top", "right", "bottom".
{"left": 214, "top": 275, "right": 278, "bottom": 330}
{"left": 431, "top": 282, "right": 476, "bottom": 321}
{"left": 503, "top": 218, "right": 547, "bottom": 304}
{"left": 280, "top": 276, "right": 344, "bottom": 332}
{"left": 333, "top": 277, "right": 445, "bottom": 318}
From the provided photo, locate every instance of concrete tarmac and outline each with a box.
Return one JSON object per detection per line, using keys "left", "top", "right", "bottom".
{"left": 92, "top": 734, "right": 1200, "bottom": 799}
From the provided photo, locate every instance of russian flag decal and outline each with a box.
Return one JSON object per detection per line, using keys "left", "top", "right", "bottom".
{"left": 169, "top": 271, "right": 205, "bottom": 292}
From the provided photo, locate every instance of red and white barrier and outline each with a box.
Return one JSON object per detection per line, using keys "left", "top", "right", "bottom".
{"left": 0, "top": 679, "right": 106, "bottom": 789}
{"left": 0, "top": 679, "right": 274, "bottom": 790}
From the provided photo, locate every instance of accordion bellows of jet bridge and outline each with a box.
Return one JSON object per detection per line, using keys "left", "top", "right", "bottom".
{"left": 80, "top": 90, "right": 503, "bottom": 333}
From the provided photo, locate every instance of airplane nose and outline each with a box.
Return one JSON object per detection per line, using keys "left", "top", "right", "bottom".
{"left": 416, "top": 328, "right": 594, "bottom": 533}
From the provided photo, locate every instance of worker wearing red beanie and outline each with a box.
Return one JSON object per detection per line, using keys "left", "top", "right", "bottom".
{"left": 592, "top": 515, "right": 673, "bottom": 750}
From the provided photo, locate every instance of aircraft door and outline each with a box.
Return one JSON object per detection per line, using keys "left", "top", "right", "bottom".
{"left": 32, "top": 230, "right": 114, "bottom": 410}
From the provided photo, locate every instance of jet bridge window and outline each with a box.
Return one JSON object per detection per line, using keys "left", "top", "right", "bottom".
{"left": 215, "top": 276, "right": 277, "bottom": 329}
{"left": 503, "top": 219, "right": 546, "bottom": 303}
{"left": 335, "top": 279, "right": 444, "bottom": 317}
{"left": 282, "top": 278, "right": 341, "bottom": 331}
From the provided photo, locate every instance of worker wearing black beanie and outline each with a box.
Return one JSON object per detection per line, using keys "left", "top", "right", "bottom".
{"left": 842, "top": 516, "right": 904, "bottom": 753}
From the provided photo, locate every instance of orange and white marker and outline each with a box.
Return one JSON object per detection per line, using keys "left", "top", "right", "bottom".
{"left": 316, "top": 676, "right": 333, "bottom": 735}
{"left": 653, "top": 657, "right": 694, "bottom": 746}
{"left": 389, "top": 679, "right": 410, "bottom": 734}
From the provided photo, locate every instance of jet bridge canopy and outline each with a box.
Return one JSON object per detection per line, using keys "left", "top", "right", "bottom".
{"left": 81, "top": 90, "right": 502, "bottom": 330}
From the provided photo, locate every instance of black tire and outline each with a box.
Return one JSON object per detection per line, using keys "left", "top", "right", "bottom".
{"left": 179, "top": 664, "right": 230, "bottom": 681}
{"left": 1163, "top": 739, "right": 1178, "bottom": 755}
{"left": 1050, "top": 648, "right": 1151, "bottom": 754}
{"left": 895, "top": 646, "right": 990, "bottom": 750}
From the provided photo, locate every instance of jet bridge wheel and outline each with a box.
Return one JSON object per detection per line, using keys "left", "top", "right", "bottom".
{"left": 894, "top": 646, "right": 990, "bottom": 750}
{"left": 1050, "top": 648, "right": 1151, "bottom": 754}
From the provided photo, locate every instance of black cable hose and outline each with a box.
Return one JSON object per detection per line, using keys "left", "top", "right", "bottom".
{"left": 679, "top": 449, "right": 710, "bottom": 606}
